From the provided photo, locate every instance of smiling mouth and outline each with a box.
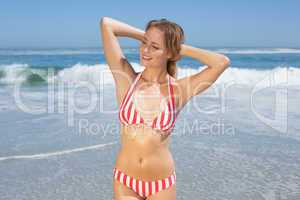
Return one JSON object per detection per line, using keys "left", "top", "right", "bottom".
{"left": 142, "top": 55, "right": 152, "bottom": 61}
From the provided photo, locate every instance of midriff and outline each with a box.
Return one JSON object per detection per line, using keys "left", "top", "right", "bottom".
{"left": 115, "top": 124, "right": 175, "bottom": 180}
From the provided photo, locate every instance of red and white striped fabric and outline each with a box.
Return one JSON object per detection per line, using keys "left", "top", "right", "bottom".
{"left": 113, "top": 167, "right": 176, "bottom": 198}
{"left": 118, "top": 70, "right": 177, "bottom": 133}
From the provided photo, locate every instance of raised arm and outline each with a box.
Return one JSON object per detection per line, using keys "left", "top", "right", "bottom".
{"left": 176, "top": 44, "right": 230, "bottom": 109}
{"left": 99, "top": 17, "right": 145, "bottom": 105}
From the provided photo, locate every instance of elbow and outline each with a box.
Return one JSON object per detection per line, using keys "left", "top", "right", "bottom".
{"left": 218, "top": 55, "right": 231, "bottom": 69}
{"left": 99, "top": 16, "right": 111, "bottom": 28}
{"left": 100, "top": 17, "right": 115, "bottom": 34}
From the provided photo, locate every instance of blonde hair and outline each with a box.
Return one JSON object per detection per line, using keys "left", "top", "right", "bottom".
{"left": 145, "top": 18, "right": 185, "bottom": 79}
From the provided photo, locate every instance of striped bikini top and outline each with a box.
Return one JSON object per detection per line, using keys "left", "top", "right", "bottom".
{"left": 118, "top": 71, "right": 177, "bottom": 133}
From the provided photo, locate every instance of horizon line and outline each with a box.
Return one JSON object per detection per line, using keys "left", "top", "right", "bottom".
{"left": 1, "top": 45, "right": 300, "bottom": 49}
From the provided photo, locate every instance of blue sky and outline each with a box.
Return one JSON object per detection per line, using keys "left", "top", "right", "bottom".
{"left": 1, "top": 0, "right": 299, "bottom": 48}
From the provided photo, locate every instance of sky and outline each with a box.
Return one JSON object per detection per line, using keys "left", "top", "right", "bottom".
{"left": 0, "top": 0, "right": 300, "bottom": 48}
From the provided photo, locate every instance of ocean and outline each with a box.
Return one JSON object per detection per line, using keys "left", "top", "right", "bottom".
{"left": 0, "top": 47, "right": 299, "bottom": 200}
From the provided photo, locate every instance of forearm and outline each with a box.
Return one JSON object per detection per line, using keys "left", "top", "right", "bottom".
{"left": 100, "top": 17, "right": 144, "bottom": 41}
{"left": 180, "top": 44, "right": 230, "bottom": 68}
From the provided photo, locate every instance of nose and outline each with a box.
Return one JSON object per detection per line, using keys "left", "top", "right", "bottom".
{"left": 143, "top": 46, "right": 150, "bottom": 54}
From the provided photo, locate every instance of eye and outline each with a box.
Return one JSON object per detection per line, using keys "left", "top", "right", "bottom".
{"left": 153, "top": 46, "right": 159, "bottom": 50}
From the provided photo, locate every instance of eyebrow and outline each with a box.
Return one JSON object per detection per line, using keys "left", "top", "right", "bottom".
{"left": 143, "top": 36, "right": 160, "bottom": 46}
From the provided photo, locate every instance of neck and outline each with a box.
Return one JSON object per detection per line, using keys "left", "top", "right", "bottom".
{"left": 141, "top": 66, "right": 168, "bottom": 84}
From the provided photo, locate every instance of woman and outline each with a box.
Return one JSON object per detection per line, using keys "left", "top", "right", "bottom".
{"left": 100, "top": 17, "right": 230, "bottom": 200}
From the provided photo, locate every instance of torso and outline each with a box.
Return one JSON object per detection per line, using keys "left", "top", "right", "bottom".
{"left": 115, "top": 124, "right": 175, "bottom": 180}
{"left": 115, "top": 72, "right": 179, "bottom": 180}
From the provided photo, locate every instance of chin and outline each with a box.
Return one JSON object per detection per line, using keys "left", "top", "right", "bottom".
{"left": 140, "top": 60, "right": 150, "bottom": 67}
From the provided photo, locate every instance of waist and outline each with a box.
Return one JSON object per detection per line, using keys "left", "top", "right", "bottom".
{"left": 115, "top": 145, "right": 175, "bottom": 180}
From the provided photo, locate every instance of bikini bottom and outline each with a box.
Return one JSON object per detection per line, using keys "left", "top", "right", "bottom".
{"left": 113, "top": 167, "right": 176, "bottom": 198}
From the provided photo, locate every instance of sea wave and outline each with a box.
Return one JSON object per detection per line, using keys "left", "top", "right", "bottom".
{"left": 0, "top": 64, "right": 50, "bottom": 85}
{"left": 0, "top": 63, "right": 299, "bottom": 87}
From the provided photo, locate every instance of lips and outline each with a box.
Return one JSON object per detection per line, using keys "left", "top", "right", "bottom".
{"left": 142, "top": 55, "right": 152, "bottom": 61}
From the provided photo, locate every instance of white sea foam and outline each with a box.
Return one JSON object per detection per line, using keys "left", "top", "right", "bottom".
{"left": 1, "top": 63, "right": 300, "bottom": 87}
{"left": 0, "top": 63, "right": 30, "bottom": 84}
{"left": 0, "top": 141, "right": 117, "bottom": 161}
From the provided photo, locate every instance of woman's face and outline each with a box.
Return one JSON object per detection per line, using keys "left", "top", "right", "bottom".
{"left": 140, "top": 27, "right": 171, "bottom": 68}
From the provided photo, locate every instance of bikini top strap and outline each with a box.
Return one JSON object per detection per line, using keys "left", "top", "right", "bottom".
{"left": 131, "top": 71, "right": 143, "bottom": 92}
{"left": 168, "top": 74, "right": 176, "bottom": 113}
{"left": 126, "top": 71, "right": 143, "bottom": 98}
{"left": 133, "top": 71, "right": 142, "bottom": 84}
{"left": 120, "top": 71, "right": 143, "bottom": 108}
